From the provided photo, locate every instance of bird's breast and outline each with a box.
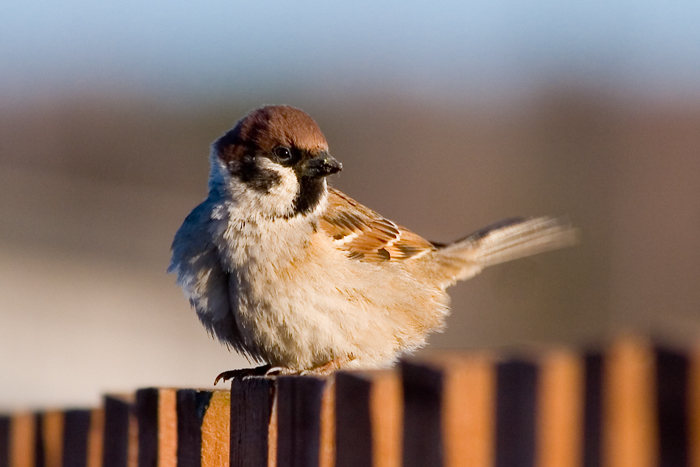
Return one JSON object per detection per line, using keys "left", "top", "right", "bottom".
{"left": 218, "top": 212, "right": 318, "bottom": 271}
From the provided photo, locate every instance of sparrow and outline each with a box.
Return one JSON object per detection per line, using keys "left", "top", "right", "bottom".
{"left": 168, "top": 105, "right": 577, "bottom": 381}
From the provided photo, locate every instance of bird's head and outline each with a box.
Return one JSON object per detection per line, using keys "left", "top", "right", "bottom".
{"left": 210, "top": 105, "right": 342, "bottom": 218}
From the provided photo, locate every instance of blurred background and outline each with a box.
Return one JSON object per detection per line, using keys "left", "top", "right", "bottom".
{"left": 2, "top": 0, "right": 700, "bottom": 410}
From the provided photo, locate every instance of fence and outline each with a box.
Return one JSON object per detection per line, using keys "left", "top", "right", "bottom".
{"left": 1, "top": 336, "right": 698, "bottom": 467}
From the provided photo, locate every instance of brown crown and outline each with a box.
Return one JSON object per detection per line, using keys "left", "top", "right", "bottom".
{"left": 216, "top": 105, "right": 329, "bottom": 163}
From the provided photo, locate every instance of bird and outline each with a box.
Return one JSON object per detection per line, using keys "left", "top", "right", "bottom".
{"left": 168, "top": 105, "right": 577, "bottom": 382}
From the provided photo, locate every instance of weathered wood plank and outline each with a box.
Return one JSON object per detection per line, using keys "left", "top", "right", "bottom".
{"left": 10, "top": 413, "right": 36, "bottom": 467}
{"left": 583, "top": 354, "right": 603, "bottom": 467}
{"left": 401, "top": 361, "right": 443, "bottom": 467}
{"left": 335, "top": 370, "right": 401, "bottom": 467}
{"left": 135, "top": 388, "right": 177, "bottom": 467}
{"left": 536, "top": 351, "right": 584, "bottom": 467}
{"left": 275, "top": 376, "right": 328, "bottom": 467}
{"left": 199, "top": 391, "right": 230, "bottom": 467}
{"left": 402, "top": 354, "right": 496, "bottom": 467}
{"left": 102, "top": 395, "right": 136, "bottom": 467}
{"left": 494, "top": 360, "right": 538, "bottom": 467}
{"left": 62, "top": 409, "right": 92, "bottom": 467}
{"left": 655, "top": 348, "right": 690, "bottom": 467}
{"left": 0, "top": 416, "right": 9, "bottom": 467}
{"left": 175, "top": 390, "right": 211, "bottom": 467}
{"left": 603, "top": 337, "right": 657, "bottom": 467}
{"left": 229, "top": 378, "right": 275, "bottom": 467}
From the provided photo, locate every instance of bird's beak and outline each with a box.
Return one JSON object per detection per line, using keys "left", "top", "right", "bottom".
{"left": 300, "top": 153, "right": 343, "bottom": 178}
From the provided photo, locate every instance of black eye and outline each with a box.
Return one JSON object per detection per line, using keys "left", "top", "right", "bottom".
{"left": 274, "top": 146, "right": 293, "bottom": 163}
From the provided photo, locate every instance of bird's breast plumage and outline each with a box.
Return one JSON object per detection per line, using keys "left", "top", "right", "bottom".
{"left": 211, "top": 196, "right": 449, "bottom": 370}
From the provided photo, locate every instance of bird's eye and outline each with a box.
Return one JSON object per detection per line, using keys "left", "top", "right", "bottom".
{"left": 274, "top": 147, "right": 293, "bottom": 162}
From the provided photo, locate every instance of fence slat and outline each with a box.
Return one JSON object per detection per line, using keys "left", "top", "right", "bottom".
{"left": 335, "top": 373, "right": 372, "bottom": 467}
{"left": 536, "top": 351, "right": 585, "bottom": 467}
{"left": 335, "top": 370, "right": 402, "bottom": 467}
{"left": 275, "top": 376, "right": 328, "bottom": 467}
{"left": 603, "top": 337, "right": 657, "bottom": 467}
{"left": 62, "top": 409, "right": 92, "bottom": 467}
{"left": 135, "top": 388, "right": 177, "bottom": 467}
{"left": 103, "top": 395, "right": 136, "bottom": 467}
{"left": 199, "top": 391, "right": 230, "bottom": 467}
{"left": 0, "top": 416, "right": 9, "bottom": 467}
{"left": 229, "top": 378, "right": 275, "bottom": 467}
{"left": 583, "top": 354, "right": 603, "bottom": 467}
{"left": 86, "top": 409, "right": 104, "bottom": 467}
{"left": 691, "top": 346, "right": 700, "bottom": 467}
{"left": 655, "top": 348, "right": 690, "bottom": 467}
{"left": 10, "top": 413, "right": 36, "bottom": 467}
{"left": 401, "top": 361, "right": 444, "bottom": 467}
{"left": 494, "top": 360, "right": 538, "bottom": 467}
{"left": 402, "top": 354, "right": 497, "bottom": 467}
{"left": 175, "top": 389, "right": 211, "bottom": 467}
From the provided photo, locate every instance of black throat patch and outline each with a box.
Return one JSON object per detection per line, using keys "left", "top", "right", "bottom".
{"left": 293, "top": 176, "right": 326, "bottom": 216}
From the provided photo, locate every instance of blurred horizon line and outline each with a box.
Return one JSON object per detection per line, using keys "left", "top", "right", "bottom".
{"left": 3, "top": 74, "right": 700, "bottom": 113}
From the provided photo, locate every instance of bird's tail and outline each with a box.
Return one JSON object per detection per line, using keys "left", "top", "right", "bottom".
{"left": 430, "top": 217, "right": 578, "bottom": 286}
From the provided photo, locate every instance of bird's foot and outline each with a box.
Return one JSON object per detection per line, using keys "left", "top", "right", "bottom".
{"left": 214, "top": 364, "right": 271, "bottom": 385}
{"left": 214, "top": 364, "right": 298, "bottom": 385}
{"left": 214, "top": 356, "right": 355, "bottom": 384}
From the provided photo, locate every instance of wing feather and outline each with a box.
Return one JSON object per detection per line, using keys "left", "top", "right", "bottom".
{"left": 321, "top": 188, "right": 436, "bottom": 262}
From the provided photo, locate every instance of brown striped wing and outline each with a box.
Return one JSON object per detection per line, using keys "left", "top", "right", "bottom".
{"left": 321, "top": 188, "right": 436, "bottom": 262}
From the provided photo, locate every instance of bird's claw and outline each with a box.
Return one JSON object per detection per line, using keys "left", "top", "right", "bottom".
{"left": 214, "top": 357, "right": 353, "bottom": 385}
{"left": 213, "top": 364, "right": 298, "bottom": 385}
{"left": 214, "top": 364, "right": 273, "bottom": 385}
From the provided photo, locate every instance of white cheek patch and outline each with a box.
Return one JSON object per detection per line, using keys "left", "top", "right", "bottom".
{"left": 256, "top": 159, "right": 299, "bottom": 217}
{"left": 260, "top": 160, "right": 298, "bottom": 202}
{"left": 219, "top": 157, "right": 301, "bottom": 219}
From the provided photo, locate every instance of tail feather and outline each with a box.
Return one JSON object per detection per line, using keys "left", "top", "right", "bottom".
{"left": 433, "top": 216, "right": 578, "bottom": 284}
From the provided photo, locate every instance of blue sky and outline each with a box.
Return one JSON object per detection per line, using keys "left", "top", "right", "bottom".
{"left": 2, "top": 1, "right": 700, "bottom": 101}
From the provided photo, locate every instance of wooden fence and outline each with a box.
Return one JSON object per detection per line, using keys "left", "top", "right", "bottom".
{"left": 1, "top": 336, "right": 698, "bottom": 467}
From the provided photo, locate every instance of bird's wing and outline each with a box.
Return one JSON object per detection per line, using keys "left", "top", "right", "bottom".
{"left": 320, "top": 187, "right": 436, "bottom": 262}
